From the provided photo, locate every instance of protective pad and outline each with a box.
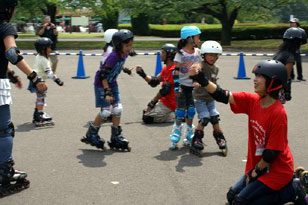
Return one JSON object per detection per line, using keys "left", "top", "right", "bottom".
{"left": 5, "top": 47, "right": 23, "bottom": 65}
{"left": 186, "top": 107, "right": 196, "bottom": 120}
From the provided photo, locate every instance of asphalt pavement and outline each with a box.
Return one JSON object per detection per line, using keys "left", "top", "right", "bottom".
{"left": 2, "top": 50, "right": 308, "bottom": 205}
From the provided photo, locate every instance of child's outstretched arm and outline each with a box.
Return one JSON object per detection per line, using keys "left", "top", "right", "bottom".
{"left": 45, "top": 69, "right": 63, "bottom": 86}
{"left": 136, "top": 66, "right": 162, "bottom": 87}
{"left": 189, "top": 64, "right": 235, "bottom": 105}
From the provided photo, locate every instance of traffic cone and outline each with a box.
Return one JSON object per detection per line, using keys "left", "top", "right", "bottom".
{"left": 72, "top": 50, "right": 90, "bottom": 79}
{"left": 154, "top": 51, "right": 163, "bottom": 76}
{"left": 234, "top": 52, "right": 250, "bottom": 79}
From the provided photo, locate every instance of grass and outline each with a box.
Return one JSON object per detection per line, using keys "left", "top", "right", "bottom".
{"left": 16, "top": 39, "right": 308, "bottom": 53}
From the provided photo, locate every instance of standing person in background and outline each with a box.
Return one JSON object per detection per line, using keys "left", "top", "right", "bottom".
{"left": 0, "top": 0, "right": 47, "bottom": 196}
{"left": 289, "top": 18, "right": 307, "bottom": 81}
{"left": 37, "top": 16, "right": 59, "bottom": 74}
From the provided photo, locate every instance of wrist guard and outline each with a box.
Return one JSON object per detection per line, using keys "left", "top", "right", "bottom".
{"left": 147, "top": 100, "right": 158, "bottom": 109}
{"left": 173, "top": 74, "right": 180, "bottom": 92}
{"left": 210, "top": 86, "right": 230, "bottom": 104}
{"left": 189, "top": 72, "right": 209, "bottom": 87}
{"left": 54, "top": 78, "right": 64, "bottom": 86}
{"left": 104, "top": 88, "right": 113, "bottom": 98}
{"left": 7, "top": 71, "right": 19, "bottom": 84}
{"left": 128, "top": 50, "right": 137, "bottom": 57}
{"left": 123, "top": 67, "right": 132, "bottom": 75}
{"left": 137, "top": 69, "right": 147, "bottom": 79}
{"left": 247, "top": 165, "right": 268, "bottom": 183}
{"left": 148, "top": 77, "right": 160, "bottom": 87}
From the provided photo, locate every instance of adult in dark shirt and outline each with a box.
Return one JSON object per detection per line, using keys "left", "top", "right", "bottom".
{"left": 289, "top": 18, "right": 307, "bottom": 81}
{"left": 273, "top": 27, "right": 306, "bottom": 101}
{"left": 0, "top": 0, "right": 47, "bottom": 196}
{"left": 37, "top": 16, "right": 59, "bottom": 73}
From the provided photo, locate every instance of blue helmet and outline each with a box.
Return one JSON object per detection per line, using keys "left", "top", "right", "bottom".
{"left": 180, "top": 26, "right": 201, "bottom": 39}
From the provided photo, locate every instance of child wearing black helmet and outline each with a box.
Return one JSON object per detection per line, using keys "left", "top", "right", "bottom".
{"left": 189, "top": 60, "right": 306, "bottom": 204}
{"left": 136, "top": 43, "right": 176, "bottom": 124}
{"left": 273, "top": 27, "right": 307, "bottom": 102}
{"left": 27, "top": 37, "right": 64, "bottom": 126}
{"left": 0, "top": 0, "right": 47, "bottom": 196}
{"left": 81, "top": 29, "right": 134, "bottom": 151}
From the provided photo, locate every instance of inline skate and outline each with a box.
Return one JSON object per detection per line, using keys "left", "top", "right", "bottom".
{"left": 182, "top": 124, "right": 194, "bottom": 147}
{"left": 169, "top": 123, "right": 182, "bottom": 150}
{"left": 108, "top": 126, "right": 131, "bottom": 152}
{"left": 213, "top": 130, "right": 228, "bottom": 156}
{"left": 32, "top": 108, "right": 54, "bottom": 127}
{"left": 81, "top": 122, "right": 105, "bottom": 150}
{"left": 190, "top": 130, "right": 204, "bottom": 156}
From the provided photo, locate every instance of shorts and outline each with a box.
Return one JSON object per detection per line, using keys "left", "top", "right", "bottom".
{"left": 27, "top": 80, "right": 47, "bottom": 95}
{"left": 195, "top": 99, "right": 219, "bottom": 119}
{"left": 95, "top": 86, "right": 120, "bottom": 108}
{"left": 176, "top": 85, "right": 194, "bottom": 110}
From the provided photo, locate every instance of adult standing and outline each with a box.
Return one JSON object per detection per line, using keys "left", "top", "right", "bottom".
{"left": 0, "top": 0, "right": 47, "bottom": 196}
{"left": 37, "top": 16, "right": 59, "bottom": 73}
{"left": 289, "top": 18, "right": 307, "bottom": 81}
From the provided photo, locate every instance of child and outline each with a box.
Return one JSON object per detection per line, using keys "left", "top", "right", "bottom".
{"left": 136, "top": 43, "right": 176, "bottom": 124}
{"left": 191, "top": 41, "right": 227, "bottom": 156}
{"left": 190, "top": 60, "right": 306, "bottom": 204}
{"left": 0, "top": 0, "right": 47, "bottom": 196}
{"left": 28, "top": 37, "right": 64, "bottom": 126}
{"left": 273, "top": 27, "right": 307, "bottom": 101}
{"left": 169, "top": 25, "right": 202, "bottom": 150}
{"left": 102, "top": 29, "right": 118, "bottom": 64}
{"left": 81, "top": 29, "right": 134, "bottom": 151}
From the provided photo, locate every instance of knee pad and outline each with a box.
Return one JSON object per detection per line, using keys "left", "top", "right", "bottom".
{"left": 112, "top": 103, "right": 123, "bottom": 117}
{"left": 210, "top": 115, "right": 220, "bottom": 125}
{"left": 0, "top": 122, "right": 15, "bottom": 138}
{"left": 175, "top": 109, "right": 185, "bottom": 122}
{"left": 186, "top": 107, "right": 196, "bottom": 121}
{"left": 226, "top": 187, "right": 237, "bottom": 204}
{"left": 233, "top": 196, "right": 250, "bottom": 205}
{"left": 142, "top": 111, "right": 154, "bottom": 124}
{"left": 99, "top": 106, "right": 112, "bottom": 120}
{"left": 199, "top": 118, "right": 210, "bottom": 127}
{"left": 36, "top": 96, "right": 45, "bottom": 105}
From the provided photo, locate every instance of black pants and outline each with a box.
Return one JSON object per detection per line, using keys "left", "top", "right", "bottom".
{"left": 291, "top": 53, "right": 303, "bottom": 80}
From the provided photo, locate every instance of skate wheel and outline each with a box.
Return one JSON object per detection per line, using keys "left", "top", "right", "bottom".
{"left": 300, "top": 171, "right": 308, "bottom": 187}
{"left": 221, "top": 149, "right": 228, "bottom": 157}
{"left": 127, "top": 147, "right": 131, "bottom": 152}
{"left": 295, "top": 167, "right": 305, "bottom": 178}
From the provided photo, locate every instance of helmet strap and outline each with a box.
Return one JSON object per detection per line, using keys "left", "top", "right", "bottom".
{"left": 189, "top": 36, "right": 197, "bottom": 48}
{"left": 266, "top": 79, "right": 283, "bottom": 94}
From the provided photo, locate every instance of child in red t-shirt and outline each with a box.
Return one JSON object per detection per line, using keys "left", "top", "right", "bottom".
{"left": 136, "top": 44, "right": 176, "bottom": 124}
{"left": 189, "top": 60, "right": 306, "bottom": 204}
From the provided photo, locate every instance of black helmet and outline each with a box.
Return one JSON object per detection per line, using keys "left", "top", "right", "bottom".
{"left": 283, "top": 27, "right": 304, "bottom": 42}
{"left": 112, "top": 29, "right": 134, "bottom": 50}
{"left": 161, "top": 43, "right": 176, "bottom": 63}
{"left": 252, "top": 60, "right": 287, "bottom": 93}
{"left": 35, "top": 37, "right": 52, "bottom": 53}
{"left": 0, "top": 0, "right": 18, "bottom": 21}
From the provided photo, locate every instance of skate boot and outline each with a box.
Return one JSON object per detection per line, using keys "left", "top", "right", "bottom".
{"left": 182, "top": 124, "right": 194, "bottom": 147}
{"left": 108, "top": 126, "right": 131, "bottom": 152}
{"left": 169, "top": 123, "right": 182, "bottom": 150}
{"left": 81, "top": 122, "right": 105, "bottom": 150}
{"left": 213, "top": 130, "right": 228, "bottom": 156}
{"left": 190, "top": 130, "right": 204, "bottom": 156}
{"left": 292, "top": 177, "right": 307, "bottom": 205}
{"left": 0, "top": 160, "right": 30, "bottom": 197}
{"left": 32, "top": 109, "right": 54, "bottom": 127}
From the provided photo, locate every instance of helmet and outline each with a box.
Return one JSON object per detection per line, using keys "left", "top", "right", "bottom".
{"left": 112, "top": 29, "right": 134, "bottom": 49}
{"left": 0, "top": 0, "right": 18, "bottom": 7}
{"left": 201, "top": 41, "right": 222, "bottom": 54}
{"left": 252, "top": 60, "right": 287, "bottom": 92}
{"left": 34, "top": 37, "right": 52, "bottom": 53}
{"left": 180, "top": 26, "right": 201, "bottom": 39}
{"left": 161, "top": 43, "right": 176, "bottom": 63}
{"left": 283, "top": 27, "right": 304, "bottom": 41}
{"left": 104, "top": 29, "right": 119, "bottom": 43}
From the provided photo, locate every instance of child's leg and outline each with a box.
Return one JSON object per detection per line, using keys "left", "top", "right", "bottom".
{"left": 35, "top": 93, "right": 44, "bottom": 111}
{"left": 183, "top": 87, "right": 196, "bottom": 143}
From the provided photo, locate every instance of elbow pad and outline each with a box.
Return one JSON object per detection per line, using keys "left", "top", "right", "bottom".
{"left": 99, "top": 67, "right": 112, "bottom": 81}
{"left": 148, "top": 77, "right": 160, "bottom": 87}
{"left": 159, "top": 82, "right": 171, "bottom": 97}
{"left": 262, "top": 149, "right": 279, "bottom": 163}
{"left": 5, "top": 47, "right": 24, "bottom": 65}
{"left": 210, "top": 86, "right": 230, "bottom": 104}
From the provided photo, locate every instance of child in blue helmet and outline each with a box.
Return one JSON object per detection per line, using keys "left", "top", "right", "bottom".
{"left": 169, "top": 25, "right": 202, "bottom": 150}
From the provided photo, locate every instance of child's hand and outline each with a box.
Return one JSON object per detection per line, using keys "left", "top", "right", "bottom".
{"left": 189, "top": 64, "right": 201, "bottom": 77}
{"left": 136, "top": 66, "right": 147, "bottom": 78}
{"left": 123, "top": 67, "right": 134, "bottom": 76}
{"left": 193, "top": 82, "right": 200, "bottom": 88}
{"left": 54, "top": 78, "right": 64, "bottom": 86}
{"left": 105, "top": 96, "right": 114, "bottom": 103}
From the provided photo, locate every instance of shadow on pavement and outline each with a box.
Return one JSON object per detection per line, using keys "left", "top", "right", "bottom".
{"left": 77, "top": 149, "right": 113, "bottom": 168}
{"left": 15, "top": 122, "right": 53, "bottom": 132}
{"left": 154, "top": 147, "right": 189, "bottom": 161}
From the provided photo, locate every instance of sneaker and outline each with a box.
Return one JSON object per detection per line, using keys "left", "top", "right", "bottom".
{"left": 298, "top": 78, "right": 306, "bottom": 82}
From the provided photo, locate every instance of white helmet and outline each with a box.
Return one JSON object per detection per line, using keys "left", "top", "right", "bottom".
{"left": 201, "top": 40, "right": 223, "bottom": 54}
{"left": 104, "top": 29, "right": 119, "bottom": 43}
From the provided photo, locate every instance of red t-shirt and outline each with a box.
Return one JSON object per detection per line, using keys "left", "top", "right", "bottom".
{"left": 159, "top": 64, "right": 176, "bottom": 111}
{"left": 230, "top": 92, "right": 294, "bottom": 190}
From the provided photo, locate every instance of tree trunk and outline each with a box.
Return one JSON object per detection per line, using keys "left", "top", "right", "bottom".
{"left": 221, "top": 22, "right": 232, "bottom": 45}
{"left": 46, "top": 3, "right": 57, "bottom": 24}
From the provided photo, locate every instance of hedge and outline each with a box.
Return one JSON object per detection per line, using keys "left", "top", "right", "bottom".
{"left": 119, "top": 24, "right": 308, "bottom": 41}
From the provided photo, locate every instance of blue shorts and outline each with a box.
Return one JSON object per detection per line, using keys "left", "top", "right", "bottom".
{"left": 195, "top": 100, "right": 219, "bottom": 119}
{"left": 27, "top": 80, "right": 47, "bottom": 95}
{"left": 95, "top": 86, "right": 120, "bottom": 108}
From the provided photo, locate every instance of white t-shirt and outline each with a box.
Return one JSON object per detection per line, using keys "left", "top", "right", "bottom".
{"left": 34, "top": 55, "right": 52, "bottom": 80}
{"left": 102, "top": 46, "right": 113, "bottom": 64}
{"left": 174, "top": 48, "right": 202, "bottom": 87}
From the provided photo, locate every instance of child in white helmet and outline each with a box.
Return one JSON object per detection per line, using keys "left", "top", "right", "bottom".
{"left": 169, "top": 25, "right": 202, "bottom": 150}
{"left": 191, "top": 41, "right": 227, "bottom": 156}
{"left": 102, "top": 29, "right": 118, "bottom": 64}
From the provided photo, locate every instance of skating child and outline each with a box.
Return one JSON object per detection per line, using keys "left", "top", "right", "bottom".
{"left": 136, "top": 43, "right": 176, "bottom": 124}
{"left": 0, "top": 0, "right": 47, "bottom": 196}
{"left": 191, "top": 41, "right": 227, "bottom": 156}
{"left": 169, "top": 25, "right": 202, "bottom": 150}
{"left": 189, "top": 60, "right": 306, "bottom": 204}
{"left": 102, "top": 29, "right": 118, "bottom": 64}
{"left": 28, "top": 37, "right": 64, "bottom": 126}
{"left": 81, "top": 29, "right": 134, "bottom": 151}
